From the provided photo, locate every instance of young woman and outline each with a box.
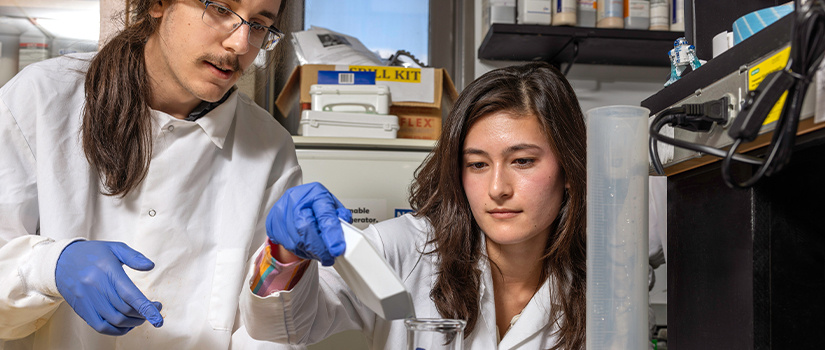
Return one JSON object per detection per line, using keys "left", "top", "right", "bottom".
{"left": 242, "top": 62, "right": 587, "bottom": 349}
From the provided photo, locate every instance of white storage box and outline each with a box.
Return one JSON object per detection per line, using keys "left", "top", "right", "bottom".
{"left": 310, "top": 84, "right": 391, "bottom": 115}
{"left": 299, "top": 110, "right": 399, "bottom": 139}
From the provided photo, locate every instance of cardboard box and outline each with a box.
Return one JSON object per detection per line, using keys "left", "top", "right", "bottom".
{"left": 396, "top": 111, "right": 441, "bottom": 140}
{"left": 276, "top": 64, "right": 458, "bottom": 140}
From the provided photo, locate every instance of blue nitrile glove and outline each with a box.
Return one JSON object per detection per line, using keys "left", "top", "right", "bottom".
{"left": 266, "top": 182, "right": 353, "bottom": 266}
{"left": 55, "top": 240, "right": 164, "bottom": 336}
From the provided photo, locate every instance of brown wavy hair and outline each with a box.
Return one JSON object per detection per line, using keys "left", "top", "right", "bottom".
{"left": 82, "top": 0, "right": 289, "bottom": 197}
{"left": 409, "top": 62, "right": 586, "bottom": 349}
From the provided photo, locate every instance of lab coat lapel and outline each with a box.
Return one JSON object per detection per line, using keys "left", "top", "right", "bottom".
{"left": 497, "top": 278, "right": 553, "bottom": 349}
{"left": 213, "top": 100, "right": 278, "bottom": 251}
{"left": 477, "top": 257, "right": 499, "bottom": 347}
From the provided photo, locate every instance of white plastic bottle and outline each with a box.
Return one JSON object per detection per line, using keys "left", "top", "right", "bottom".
{"left": 488, "top": 0, "right": 518, "bottom": 25}
{"left": 18, "top": 27, "right": 48, "bottom": 72}
{"left": 518, "top": 0, "right": 553, "bottom": 25}
{"left": 552, "top": 0, "right": 577, "bottom": 26}
{"left": 670, "top": 0, "right": 685, "bottom": 31}
{"left": 649, "top": 0, "right": 669, "bottom": 30}
{"left": 624, "top": 0, "right": 650, "bottom": 30}
{"left": 596, "top": 0, "right": 624, "bottom": 28}
{"left": 578, "top": 0, "right": 597, "bottom": 27}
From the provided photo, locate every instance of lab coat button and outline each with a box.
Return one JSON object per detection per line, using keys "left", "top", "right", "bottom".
{"left": 148, "top": 209, "right": 156, "bottom": 217}
{"left": 167, "top": 125, "right": 174, "bottom": 132}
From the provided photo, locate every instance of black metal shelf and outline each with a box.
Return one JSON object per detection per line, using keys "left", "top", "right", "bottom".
{"left": 478, "top": 23, "right": 684, "bottom": 67}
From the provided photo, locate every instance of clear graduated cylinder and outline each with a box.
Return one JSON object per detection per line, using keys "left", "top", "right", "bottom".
{"left": 585, "top": 106, "right": 649, "bottom": 350}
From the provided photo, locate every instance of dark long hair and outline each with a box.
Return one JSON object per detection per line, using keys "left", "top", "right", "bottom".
{"left": 409, "top": 62, "right": 586, "bottom": 349}
{"left": 82, "top": 0, "right": 289, "bottom": 197}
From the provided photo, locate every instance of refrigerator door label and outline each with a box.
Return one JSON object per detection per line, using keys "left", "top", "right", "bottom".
{"left": 342, "top": 198, "right": 387, "bottom": 229}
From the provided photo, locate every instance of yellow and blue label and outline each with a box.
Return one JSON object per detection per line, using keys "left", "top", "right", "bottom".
{"left": 748, "top": 46, "right": 791, "bottom": 126}
{"left": 349, "top": 65, "right": 422, "bottom": 83}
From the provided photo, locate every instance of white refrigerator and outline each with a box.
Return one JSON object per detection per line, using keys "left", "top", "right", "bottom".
{"left": 294, "top": 137, "right": 433, "bottom": 350}
{"left": 294, "top": 137, "right": 434, "bottom": 230}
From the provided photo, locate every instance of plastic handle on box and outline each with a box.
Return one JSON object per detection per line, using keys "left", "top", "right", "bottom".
{"left": 322, "top": 103, "right": 377, "bottom": 114}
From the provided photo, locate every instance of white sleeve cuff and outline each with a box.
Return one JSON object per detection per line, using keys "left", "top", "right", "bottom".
{"left": 20, "top": 237, "right": 86, "bottom": 298}
{"left": 241, "top": 257, "right": 320, "bottom": 343}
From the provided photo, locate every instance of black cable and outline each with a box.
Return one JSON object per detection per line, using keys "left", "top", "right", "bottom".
{"left": 649, "top": 105, "right": 763, "bottom": 176}
{"left": 563, "top": 41, "right": 579, "bottom": 76}
{"left": 548, "top": 37, "right": 576, "bottom": 63}
{"left": 649, "top": 0, "right": 825, "bottom": 187}
{"left": 649, "top": 112, "right": 673, "bottom": 175}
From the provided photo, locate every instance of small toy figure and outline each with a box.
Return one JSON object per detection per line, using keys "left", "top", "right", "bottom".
{"left": 665, "top": 37, "right": 702, "bottom": 87}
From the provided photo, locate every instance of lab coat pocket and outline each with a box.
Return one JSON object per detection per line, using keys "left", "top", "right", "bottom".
{"left": 208, "top": 248, "right": 246, "bottom": 331}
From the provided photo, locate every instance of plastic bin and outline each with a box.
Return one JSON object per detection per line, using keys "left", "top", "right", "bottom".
{"left": 299, "top": 110, "right": 399, "bottom": 139}
{"left": 310, "top": 84, "right": 391, "bottom": 115}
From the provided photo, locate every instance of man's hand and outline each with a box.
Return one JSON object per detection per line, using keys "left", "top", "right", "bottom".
{"left": 55, "top": 241, "right": 163, "bottom": 335}
{"left": 266, "top": 182, "right": 353, "bottom": 266}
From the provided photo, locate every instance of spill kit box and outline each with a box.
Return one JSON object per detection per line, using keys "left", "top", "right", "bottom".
{"left": 276, "top": 64, "right": 458, "bottom": 140}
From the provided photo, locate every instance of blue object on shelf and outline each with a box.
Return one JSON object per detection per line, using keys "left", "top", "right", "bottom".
{"left": 732, "top": 3, "right": 795, "bottom": 45}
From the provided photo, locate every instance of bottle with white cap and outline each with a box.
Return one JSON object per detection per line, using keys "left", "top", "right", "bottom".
{"left": 596, "top": 0, "right": 624, "bottom": 28}
{"left": 624, "top": 0, "right": 650, "bottom": 30}
{"left": 517, "top": 0, "right": 553, "bottom": 25}
{"left": 670, "top": 0, "right": 685, "bottom": 31}
{"left": 552, "top": 0, "right": 577, "bottom": 26}
{"left": 578, "top": 0, "right": 597, "bottom": 27}
{"left": 649, "top": 0, "right": 669, "bottom": 30}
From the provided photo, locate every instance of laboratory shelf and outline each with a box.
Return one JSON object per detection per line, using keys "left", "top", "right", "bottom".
{"left": 292, "top": 136, "right": 435, "bottom": 152}
{"left": 478, "top": 23, "right": 684, "bottom": 66}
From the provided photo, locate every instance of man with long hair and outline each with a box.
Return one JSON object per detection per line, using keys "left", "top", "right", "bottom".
{"left": 242, "top": 62, "right": 587, "bottom": 349}
{"left": 0, "top": 0, "right": 308, "bottom": 348}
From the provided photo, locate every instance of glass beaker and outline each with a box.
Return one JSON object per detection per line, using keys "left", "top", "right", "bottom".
{"left": 405, "top": 318, "right": 466, "bottom": 350}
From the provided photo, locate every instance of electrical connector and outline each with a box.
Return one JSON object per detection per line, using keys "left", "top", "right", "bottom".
{"left": 668, "top": 96, "right": 731, "bottom": 132}
{"left": 648, "top": 96, "right": 736, "bottom": 175}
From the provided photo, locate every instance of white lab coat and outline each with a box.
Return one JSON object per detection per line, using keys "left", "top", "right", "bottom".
{"left": 0, "top": 53, "right": 303, "bottom": 350}
{"left": 241, "top": 214, "right": 562, "bottom": 349}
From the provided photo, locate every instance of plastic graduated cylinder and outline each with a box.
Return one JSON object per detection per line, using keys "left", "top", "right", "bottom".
{"left": 585, "top": 106, "right": 649, "bottom": 349}
{"left": 333, "top": 218, "right": 416, "bottom": 320}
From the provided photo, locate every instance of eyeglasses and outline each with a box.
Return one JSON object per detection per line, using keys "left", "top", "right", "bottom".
{"left": 198, "top": 0, "right": 284, "bottom": 51}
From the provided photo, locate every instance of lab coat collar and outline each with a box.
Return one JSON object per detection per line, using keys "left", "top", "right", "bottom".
{"left": 477, "top": 249, "right": 499, "bottom": 346}
{"left": 194, "top": 89, "right": 238, "bottom": 149}
{"left": 477, "top": 232, "right": 557, "bottom": 348}
{"left": 150, "top": 90, "right": 238, "bottom": 149}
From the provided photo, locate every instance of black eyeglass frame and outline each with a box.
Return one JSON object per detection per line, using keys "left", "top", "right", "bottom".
{"left": 198, "top": 0, "right": 284, "bottom": 51}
